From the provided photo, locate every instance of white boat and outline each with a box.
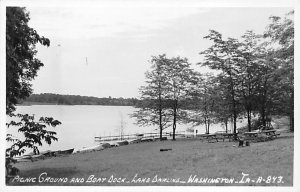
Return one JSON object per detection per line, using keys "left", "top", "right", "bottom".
{"left": 127, "top": 138, "right": 142, "bottom": 144}
{"left": 141, "top": 137, "right": 155, "bottom": 142}
{"left": 101, "top": 141, "right": 120, "bottom": 147}
{"left": 29, "top": 154, "right": 46, "bottom": 161}
{"left": 13, "top": 155, "right": 32, "bottom": 162}
{"left": 76, "top": 145, "right": 104, "bottom": 153}
{"left": 14, "top": 158, "right": 32, "bottom": 162}
{"left": 109, "top": 143, "right": 119, "bottom": 147}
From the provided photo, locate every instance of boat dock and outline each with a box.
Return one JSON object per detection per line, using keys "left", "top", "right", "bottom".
{"left": 94, "top": 131, "right": 188, "bottom": 142}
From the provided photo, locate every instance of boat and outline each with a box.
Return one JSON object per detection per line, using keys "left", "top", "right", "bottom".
{"left": 100, "top": 143, "right": 111, "bottom": 149}
{"left": 127, "top": 138, "right": 141, "bottom": 144}
{"left": 109, "top": 142, "right": 120, "bottom": 147}
{"left": 31, "top": 154, "right": 46, "bottom": 160}
{"left": 117, "top": 140, "right": 129, "bottom": 146}
{"left": 141, "top": 137, "right": 155, "bottom": 142}
{"left": 14, "top": 158, "right": 32, "bottom": 162}
{"left": 43, "top": 151, "right": 56, "bottom": 157}
{"left": 102, "top": 141, "right": 120, "bottom": 147}
{"left": 76, "top": 145, "right": 104, "bottom": 153}
{"left": 154, "top": 136, "right": 168, "bottom": 141}
{"left": 13, "top": 155, "right": 33, "bottom": 162}
{"left": 56, "top": 148, "right": 74, "bottom": 155}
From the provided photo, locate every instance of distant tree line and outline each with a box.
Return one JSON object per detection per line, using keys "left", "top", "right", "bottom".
{"left": 20, "top": 93, "right": 139, "bottom": 106}
{"left": 132, "top": 10, "right": 294, "bottom": 140}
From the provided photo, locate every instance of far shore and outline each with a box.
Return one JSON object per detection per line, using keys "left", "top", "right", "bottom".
{"left": 17, "top": 101, "right": 135, "bottom": 106}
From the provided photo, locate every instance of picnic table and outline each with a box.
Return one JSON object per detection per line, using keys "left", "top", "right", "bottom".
{"left": 261, "top": 129, "right": 280, "bottom": 138}
{"left": 198, "top": 133, "right": 236, "bottom": 143}
{"left": 242, "top": 129, "right": 280, "bottom": 142}
{"left": 216, "top": 133, "right": 235, "bottom": 142}
{"left": 244, "top": 131, "right": 259, "bottom": 138}
{"left": 241, "top": 131, "right": 260, "bottom": 142}
{"left": 198, "top": 134, "right": 218, "bottom": 143}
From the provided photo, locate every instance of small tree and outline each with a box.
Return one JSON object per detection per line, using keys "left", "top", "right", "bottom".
{"left": 164, "top": 56, "right": 194, "bottom": 140}
{"left": 131, "top": 55, "right": 172, "bottom": 140}
{"left": 188, "top": 72, "right": 217, "bottom": 134}
{"left": 117, "top": 112, "right": 126, "bottom": 140}
{"left": 211, "top": 76, "right": 232, "bottom": 133}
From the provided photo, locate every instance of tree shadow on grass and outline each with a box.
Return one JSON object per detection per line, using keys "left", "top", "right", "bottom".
{"left": 275, "top": 135, "right": 294, "bottom": 140}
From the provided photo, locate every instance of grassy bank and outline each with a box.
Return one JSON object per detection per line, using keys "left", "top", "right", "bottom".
{"left": 8, "top": 132, "right": 293, "bottom": 186}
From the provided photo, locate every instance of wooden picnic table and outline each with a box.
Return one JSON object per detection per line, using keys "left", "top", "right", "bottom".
{"left": 244, "top": 131, "right": 259, "bottom": 137}
{"left": 242, "top": 129, "right": 280, "bottom": 142}
{"left": 242, "top": 131, "right": 260, "bottom": 142}
{"left": 216, "top": 133, "right": 235, "bottom": 142}
{"left": 261, "top": 129, "right": 280, "bottom": 138}
{"left": 199, "top": 133, "right": 236, "bottom": 142}
{"left": 198, "top": 134, "right": 218, "bottom": 143}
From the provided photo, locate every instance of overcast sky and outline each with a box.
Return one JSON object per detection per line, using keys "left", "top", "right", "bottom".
{"left": 27, "top": 6, "right": 292, "bottom": 98}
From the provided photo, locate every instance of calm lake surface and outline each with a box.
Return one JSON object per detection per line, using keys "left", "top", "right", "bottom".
{"left": 7, "top": 105, "right": 235, "bottom": 153}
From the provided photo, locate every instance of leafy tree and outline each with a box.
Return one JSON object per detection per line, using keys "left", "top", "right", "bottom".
{"left": 199, "top": 30, "right": 242, "bottom": 138}
{"left": 164, "top": 56, "right": 194, "bottom": 140}
{"left": 6, "top": 7, "right": 61, "bottom": 179}
{"left": 131, "top": 55, "right": 172, "bottom": 140}
{"left": 238, "top": 30, "right": 266, "bottom": 131}
{"left": 6, "top": 7, "right": 50, "bottom": 114}
{"left": 209, "top": 75, "right": 232, "bottom": 133}
{"left": 188, "top": 73, "right": 217, "bottom": 134}
{"left": 253, "top": 47, "right": 279, "bottom": 128}
{"left": 263, "top": 11, "right": 294, "bottom": 131}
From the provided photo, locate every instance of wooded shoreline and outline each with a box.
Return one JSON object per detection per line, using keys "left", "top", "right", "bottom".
{"left": 18, "top": 93, "right": 138, "bottom": 106}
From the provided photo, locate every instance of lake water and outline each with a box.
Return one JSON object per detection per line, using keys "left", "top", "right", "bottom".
{"left": 6, "top": 105, "right": 237, "bottom": 154}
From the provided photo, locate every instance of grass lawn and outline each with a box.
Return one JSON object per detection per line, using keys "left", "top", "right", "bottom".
{"left": 8, "top": 132, "right": 293, "bottom": 186}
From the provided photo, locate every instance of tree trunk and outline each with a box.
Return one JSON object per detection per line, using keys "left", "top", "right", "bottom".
{"left": 172, "top": 100, "right": 177, "bottom": 140}
{"left": 159, "top": 111, "right": 163, "bottom": 140}
{"left": 290, "top": 91, "right": 294, "bottom": 132}
{"left": 290, "top": 114, "right": 294, "bottom": 132}
{"left": 159, "top": 109, "right": 163, "bottom": 140}
{"left": 204, "top": 117, "right": 207, "bottom": 134}
{"left": 207, "top": 118, "right": 210, "bottom": 134}
{"left": 246, "top": 67, "right": 252, "bottom": 132}
{"left": 261, "top": 106, "right": 266, "bottom": 127}
{"left": 158, "top": 86, "right": 163, "bottom": 141}
{"left": 261, "top": 79, "right": 268, "bottom": 127}
{"left": 233, "top": 110, "right": 237, "bottom": 139}
{"left": 247, "top": 108, "right": 252, "bottom": 132}
{"left": 229, "top": 72, "right": 238, "bottom": 140}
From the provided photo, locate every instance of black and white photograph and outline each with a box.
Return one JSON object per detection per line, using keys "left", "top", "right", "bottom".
{"left": 0, "top": 0, "right": 298, "bottom": 191}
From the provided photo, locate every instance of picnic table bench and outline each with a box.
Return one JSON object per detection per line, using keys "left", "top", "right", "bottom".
{"left": 242, "top": 129, "right": 280, "bottom": 142}
{"left": 243, "top": 131, "right": 259, "bottom": 137}
{"left": 215, "top": 133, "right": 236, "bottom": 142}
{"left": 261, "top": 129, "right": 280, "bottom": 138}
{"left": 198, "top": 134, "right": 218, "bottom": 143}
{"left": 241, "top": 131, "right": 260, "bottom": 142}
{"left": 198, "top": 133, "right": 236, "bottom": 143}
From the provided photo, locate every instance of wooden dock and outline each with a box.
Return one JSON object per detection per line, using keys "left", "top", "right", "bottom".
{"left": 94, "top": 131, "right": 188, "bottom": 142}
